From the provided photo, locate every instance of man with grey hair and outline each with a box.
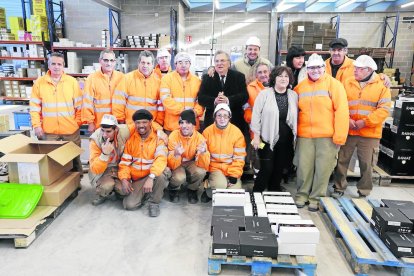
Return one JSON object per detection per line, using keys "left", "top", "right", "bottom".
{"left": 154, "top": 48, "right": 172, "bottom": 79}
{"left": 82, "top": 49, "right": 124, "bottom": 133}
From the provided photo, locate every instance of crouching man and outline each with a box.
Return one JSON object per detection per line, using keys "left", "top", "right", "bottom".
{"left": 167, "top": 110, "right": 210, "bottom": 204}
{"left": 89, "top": 114, "right": 133, "bottom": 206}
{"left": 118, "top": 109, "right": 171, "bottom": 217}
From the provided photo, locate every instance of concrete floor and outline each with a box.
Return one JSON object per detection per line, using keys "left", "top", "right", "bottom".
{"left": 1, "top": 176, "right": 414, "bottom": 276}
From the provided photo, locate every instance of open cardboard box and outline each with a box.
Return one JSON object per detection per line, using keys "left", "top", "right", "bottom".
{"left": 0, "top": 134, "right": 82, "bottom": 186}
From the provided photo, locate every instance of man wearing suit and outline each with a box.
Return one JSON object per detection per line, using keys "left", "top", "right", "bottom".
{"left": 198, "top": 50, "right": 248, "bottom": 133}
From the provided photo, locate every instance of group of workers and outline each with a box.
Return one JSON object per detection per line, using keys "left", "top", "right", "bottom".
{"left": 29, "top": 35, "right": 391, "bottom": 215}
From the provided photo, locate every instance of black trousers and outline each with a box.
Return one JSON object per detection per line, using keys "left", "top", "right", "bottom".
{"left": 253, "top": 135, "right": 294, "bottom": 192}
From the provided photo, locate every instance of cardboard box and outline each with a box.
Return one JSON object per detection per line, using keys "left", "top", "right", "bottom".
{"left": 38, "top": 172, "right": 80, "bottom": 206}
{"left": 266, "top": 208, "right": 299, "bottom": 216}
{"left": 212, "top": 189, "right": 245, "bottom": 206}
{"left": 265, "top": 203, "right": 298, "bottom": 212}
{"left": 399, "top": 208, "right": 414, "bottom": 225}
{"left": 212, "top": 226, "right": 240, "bottom": 255}
{"left": 239, "top": 231, "right": 278, "bottom": 258}
{"left": 211, "top": 216, "right": 245, "bottom": 235}
{"left": 0, "top": 134, "right": 82, "bottom": 185}
{"left": 270, "top": 219, "right": 319, "bottom": 241}
{"left": 253, "top": 192, "right": 264, "bottom": 204}
{"left": 256, "top": 203, "right": 268, "bottom": 217}
{"left": 212, "top": 206, "right": 244, "bottom": 217}
{"left": 262, "top": 191, "right": 291, "bottom": 197}
{"left": 383, "top": 232, "right": 414, "bottom": 257}
{"left": 378, "top": 143, "right": 414, "bottom": 176}
{"left": 381, "top": 121, "right": 414, "bottom": 151}
{"left": 263, "top": 196, "right": 295, "bottom": 205}
{"left": 244, "top": 216, "right": 272, "bottom": 234}
{"left": 393, "top": 97, "right": 414, "bottom": 127}
{"left": 277, "top": 241, "right": 317, "bottom": 256}
{"left": 381, "top": 199, "right": 414, "bottom": 209}
{"left": 244, "top": 203, "right": 253, "bottom": 216}
{"left": 371, "top": 207, "right": 413, "bottom": 236}
{"left": 0, "top": 114, "right": 9, "bottom": 132}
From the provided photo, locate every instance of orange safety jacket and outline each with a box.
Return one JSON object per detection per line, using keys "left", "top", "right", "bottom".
{"left": 112, "top": 70, "right": 164, "bottom": 126}
{"left": 154, "top": 65, "right": 172, "bottom": 79}
{"left": 82, "top": 69, "right": 124, "bottom": 128}
{"left": 325, "top": 56, "right": 355, "bottom": 85}
{"left": 167, "top": 129, "right": 210, "bottom": 171}
{"left": 160, "top": 71, "right": 204, "bottom": 131}
{"left": 294, "top": 73, "right": 349, "bottom": 145}
{"left": 344, "top": 73, "right": 391, "bottom": 138}
{"left": 118, "top": 128, "right": 167, "bottom": 180}
{"left": 202, "top": 123, "right": 246, "bottom": 178}
{"left": 244, "top": 79, "right": 265, "bottom": 125}
{"left": 30, "top": 71, "right": 82, "bottom": 134}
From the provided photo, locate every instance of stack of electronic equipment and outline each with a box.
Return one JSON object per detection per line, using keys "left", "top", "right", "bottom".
{"left": 211, "top": 189, "right": 320, "bottom": 258}
{"left": 371, "top": 199, "right": 414, "bottom": 257}
{"left": 378, "top": 90, "right": 414, "bottom": 176}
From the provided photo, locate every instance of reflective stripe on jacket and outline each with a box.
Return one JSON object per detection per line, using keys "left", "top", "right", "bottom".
{"left": 82, "top": 70, "right": 124, "bottom": 127}
{"left": 202, "top": 123, "right": 246, "bottom": 178}
{"left": 160, "top": 71, "right": 204, "bottom": 131}
{"left": 244, "top": 79, "right": 265, "bottom": 125}
{"left": 30, "top": 71, "right": 82, "bottom": 134}
{"left": 325, "top": 56, "right": 354, "bottom": 85}
{"left": 294, "top": 73, "right": 349, "bottom": 145}
{"left": 344, "top": 73, "right": 391, "bottom": 138}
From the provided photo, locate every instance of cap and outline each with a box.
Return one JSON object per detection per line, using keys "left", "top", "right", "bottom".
{"left": 100, "top": 114, "right": 118, "bottom": 126}
{"left": 132, "top": 109, "right": 153, "bottom": 121}
{"left": 157, "top": 48, "right": 171, "bottom": 59}
{"left": 353, "top": 55, "right": 377, "bottom": 70}
{"left": 329, "top": 38, "right": 348, "bottom": 49}
{"left": 214, "top": 103, "right": 232, "bottom": 117}
{"left": 246, "top": 36, "right": 261, "bottom": 48}
{"left": 179, "top": 109, "right": 196, "bottom": 125}
{"left": 175, "top": 52, "right": 191, "bottom": 63}
{"left": 306, "top": 53, "right": 325, "bottom": 68}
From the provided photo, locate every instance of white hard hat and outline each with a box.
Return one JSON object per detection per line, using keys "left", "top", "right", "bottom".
{"left": 246, "top": 36, "right": 261, "bottom": 48}
{"left": 175, "top": 52, "right": 191, "bottom": 63}
{"left": 353, "top": 55, "right": 377, "bottom": 71}
{"left": 214, "top": 103, "right": 232, "bottom": 117}
{"left": 157, "top": 48, "right": 171, "bottom": 59}
{"left": 306, "top": 53, "right": 325, "bottom": 68}
{"left": 100, "top": 114, "right": 118, "bottom": 126}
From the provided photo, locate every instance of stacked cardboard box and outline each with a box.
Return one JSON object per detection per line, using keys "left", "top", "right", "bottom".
{"left": 0, "top": 114, "right": 9, "bottom": 132}
{"left": 379, "top": 96, "right": 414, "bottom": 176}
{"left": 125, "top": 33, "right": 166, "bottom": 48}
{"left": 313, "top": 23, "right": 336, "bottom": 50}
{"left": 287, "top": 21, "right": 314, "bottom": 51}
{"left": 32, "top": 0, "right": 47, "bottom": 16}
{"left": 8, "top": 16, "right": 24, "bottom": 40}
{"left": 30, "top": 15, "right": 49, "bottom": 41}
{"left": 0, "top": 7, "right": 6, "bottom": 29}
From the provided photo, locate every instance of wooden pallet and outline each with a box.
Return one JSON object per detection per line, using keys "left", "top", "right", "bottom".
{"left": 208, "top": 253, "right": 317, "bottom": 276}
{"left": 373, "top": 166, "right": 414, "bottom": 186}
{"left": 0, "top": 190, "right": 78, "bottom": 248}
{"left": 320, "top": 197, "right": 414, "bottom": 276}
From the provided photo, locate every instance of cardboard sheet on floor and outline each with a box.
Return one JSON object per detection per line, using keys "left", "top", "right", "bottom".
{"left": 0, "top": 205, "right": 56, "bottom": 236}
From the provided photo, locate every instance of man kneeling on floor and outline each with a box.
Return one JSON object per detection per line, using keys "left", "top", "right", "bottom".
{"left": 167, "top": 110, "right": 210, "bottom": 204}
{"left": 201, "top": 103, "right": 246, "bottom": 202}
{"left": 118, "top": 109, "right": 171, "bottom": 217}
{"left": 89, "top": 114, "right": 134, "bottom": 206}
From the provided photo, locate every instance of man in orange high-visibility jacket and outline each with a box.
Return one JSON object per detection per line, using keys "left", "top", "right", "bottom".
{"left": 30, "top": 52, "right": 83, "bottom": 176}
{"left": 89, "top": 114, "right": 134, "bottom": 206}
{"left": 82, "top": 49, "right": 124, "bottom": 133}
{"left": 154, "top": 48, "right": 172, "bottom": 79}
{"left": 167, "top": 110, "right": 209, "bottom": 204}
{"left": 294, "top": 53, "right": 349, "bottom": 212}
{"left": 118, "top": 109, "right": 171, "bottom": 217}
{"left": 201, "top": 103, "right": 246, "bottom": 203}
{"left": 333, "top": 55, "right": 391, "bottom": 198}
{"left": 160, "top": 52, "right": 204, "bottom": 133}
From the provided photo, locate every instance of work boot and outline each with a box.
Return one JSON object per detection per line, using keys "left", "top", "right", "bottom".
{"left": 187, "top": 189, "right": 198, "bottom": 204}
{"left": 308, "top": 202, "right": 319, "bottom": 212}
{"left": 92, "top": 195, "right": 107, "bottom": 206}
{"left": 148, "top": 203, "right": 160, "bottom": 217}
{"left": 331, "top": 189, "right": 344, "bottom": 199}
{"left": 169, "top": 190, "right": 180, "bottom": 203}
{"left": 200, "top": 190, "right": 212, "bottom": 203}
{"left": 358, "top": 191, "right": 367, "bottom": 198}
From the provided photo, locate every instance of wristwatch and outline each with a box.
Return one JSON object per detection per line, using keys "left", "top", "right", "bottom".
{"left": 149, "top": 173, "right": 156, "bottom": 179}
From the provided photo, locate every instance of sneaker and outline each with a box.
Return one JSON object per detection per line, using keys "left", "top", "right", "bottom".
{"left": 295, "top": 200, "right": 306, "bottom": 208}
{"left": 92, "top": 195, "right": 107, "bottom": 206}
{"left": 308, "top": 203, "right": 319, "bottom": 212}
{"left": 188, "top": 190, "right": 198, "bottom": 204}
{"left": 169, "top": 190, "right": 179, "bottom": 203}
{"left": 358, "top": 191, "right": 367, "bottom": 198}
{"left": 200, "top": 190, "right": 212, "bottom": 203}
{"left": 331, "top": 190, "right": 344, "bottom": 199}
{"left": 148, "top": 203, "right": 160, "bottom": 217}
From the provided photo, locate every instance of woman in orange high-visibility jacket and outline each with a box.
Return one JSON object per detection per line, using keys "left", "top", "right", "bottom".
{"left": 293, "top": 53, "right": 349, "bottom": 212}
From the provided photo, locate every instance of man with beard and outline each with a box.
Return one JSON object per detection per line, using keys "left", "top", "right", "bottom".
{"left": 201, "top": 104, "right": 246, "bottom": 202}
{"left": 167, "top": 110, "right": 210, "bottom": 204}
{"left": 89, "top": 114, "right": 134, "bottom": 205}
{"left": 154, "top": 48, "right": 172, "bottom": 79}
{"left": 118, "top": 109, "right": 171, "bottom": 217}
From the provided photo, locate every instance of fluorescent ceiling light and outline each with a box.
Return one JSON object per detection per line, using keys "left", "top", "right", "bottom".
{"left": 401, "top": 1, "right": 414, "bottom": 8}
{"left": 214, "top": 0, "right": 220, "bottom": 9}
{"left": 337, "top": 0, "right": 356, "bottom": 9}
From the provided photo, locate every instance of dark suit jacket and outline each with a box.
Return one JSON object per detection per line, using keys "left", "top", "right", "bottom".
{"left": 198, "top": 69, "right": 248, "bottom": 132}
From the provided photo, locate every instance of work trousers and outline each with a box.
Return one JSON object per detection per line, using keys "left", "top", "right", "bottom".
{"left": 294, "top": 137, "right": 339, "bottom": 205}
{"left": 334, "top": 136, "right": 380, "bottom": 196}
{"left": 122, "top": 168, "right": 171, "bottom": 210}
{"left": 208, "top": 170, "right": 242, "bottom": 190}
{"left": 169, "top": 161, "right": 206, "bottom": 191}
{"left": 44, "top": 129, "right": 83, "bottom": 177}
{"left": 95, "top": 167, "right": 121, "bottom": 197}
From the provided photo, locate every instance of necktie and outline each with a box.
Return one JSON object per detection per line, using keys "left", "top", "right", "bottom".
{"left": 220, "top": 75, "right": 225, "bottom": 90}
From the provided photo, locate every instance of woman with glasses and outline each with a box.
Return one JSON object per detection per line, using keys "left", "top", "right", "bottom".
{"left": 251, "top": 66, "right": 298, "bottom": 192}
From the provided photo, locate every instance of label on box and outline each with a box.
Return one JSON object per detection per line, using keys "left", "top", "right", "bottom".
{"left": 214, "top": 249, "right": 226, "bottom": 254}
{"left": 396, "top": 100, "right": 402, "bottom": 108}
{"left": 315, "top": 43, "right": 322, "bottom": 50}
{"left": 398, "top": 247, "right": 412, "bottom": 253}
{"left": 297, "top": 26, "right": 304, "bottom": 32}
{"left": 17, "top": 163, "right": 41, "bottom": 184}
{"left": 388, "top": 221, "right": 401, "bottom": 226}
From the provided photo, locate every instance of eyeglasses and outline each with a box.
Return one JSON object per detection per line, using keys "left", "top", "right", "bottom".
{"left": 330, "top": 48, "right": 346, "bottom": 53}
{"left": 354, "top": 67, "right": 369, "bottom": 71}
{"left": 216, "top": 114, "right": 230, "bottom": 119}
{"left": 215, "top": 59, "right": 228, "bottom": 64}
{"left": 308, "top": 66, "right": 324, "bottom": 71}
{"left": 102, "top": 59, "right": 116, "bottom": 63}
{"left": 177, "top": 60, "right": 190, "bottom": 65}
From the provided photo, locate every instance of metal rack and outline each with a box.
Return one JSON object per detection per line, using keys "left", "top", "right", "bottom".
{"left": 380, "top": 12, "right": 400, "bottom": 68}
{"left": 46, "top": 0, "right": 65, "bottom": 43}
{"left": 109, "top": 9, "right": 121, "bottom": 47}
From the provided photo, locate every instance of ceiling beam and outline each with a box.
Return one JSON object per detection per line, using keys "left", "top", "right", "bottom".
{"left": 91, "top": 0, "right": 122, "bottom": 11}
{"left": 305, "top": 0, "right": 318, "bottom": 8}
{"left": 366, "top": 0, "right": 385, "bottom": 7}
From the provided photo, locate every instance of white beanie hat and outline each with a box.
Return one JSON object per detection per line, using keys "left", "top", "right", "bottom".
{"left": 175, "top": 52, "right": 191, "bottom": 63}
{"left": 306, "top": 53, "right": 325, "bottom": 68}
{"left": 214, "top": 103, "right": 232, "bottom": 117}
{"left": 353, "top": 55, "right": 378, "bottom": 71}
{"left": 246, "top": 36, "right": 261, "bottom": 48}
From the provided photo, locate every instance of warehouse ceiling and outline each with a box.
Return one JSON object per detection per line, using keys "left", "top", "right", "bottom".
{"left": 181, "top": 0, "right": 414, "bottom": 12}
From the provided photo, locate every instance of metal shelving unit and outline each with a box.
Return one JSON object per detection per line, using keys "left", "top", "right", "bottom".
{"left": 380, "top": 12, "right": 400, "bottom": 68}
